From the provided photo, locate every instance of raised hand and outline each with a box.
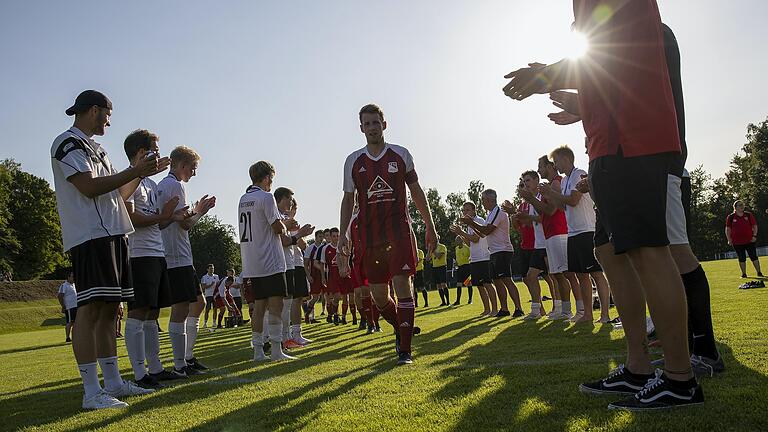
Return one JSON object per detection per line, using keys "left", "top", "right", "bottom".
{"left": 550, "top": 90, "right": 580, "bottom": 115}
{"left": 548, "top": 110, "right": 581, "bottom": 126}
{"left": 193, "top": 195, "right": 216, "bottom": 215}
{"left": 159, "top": 196, "right": 180, "bottom": 220}
{"left": 503, "top": 62, "right": 549, "bottom": 101}
{"left": 296, "top": 223, "right": 315, "bottom": 238}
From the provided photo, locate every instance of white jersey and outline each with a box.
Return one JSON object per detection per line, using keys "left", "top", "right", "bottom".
{"left": 304, "top": 243, "right": 320, "bottom": 260}
{"left": 126, "top": 177, "right": 165, "bottom": 258}
{"left": 289, "top": 229, "right": 304, "bottom": 268}
{"left": 467, "top": 215, "right": 490, "bottom": 262}
{"left": 201, "top": 273, "right": 220, "bottom": 297}
{"left": 561, "top": 167, "right": 596, "bottom": 236}
{"left": 50, "top": 127, "right": 133, "bottom": 251}
{"left": 214, "top": 277, "right": 228, "bottom": 298}
{"left": 157, "top": 173, "right": 193, "bottom": 268}
{"left": 484, "top": 205, "right": 514, "bottom": 254}
{"left": 529, "top": 195, "right": 546, "bottom": 250}
{"left": 230, "top": 275, "right": 242, "bottom": 297}
{"left": 58, "top": 281, "right": 78, "bottom": 310}
{"left": 239, "top": 185, "right": 287, "bottom": 278}
{"left": 281, "top": 214, "right": 295, "bottom": 271}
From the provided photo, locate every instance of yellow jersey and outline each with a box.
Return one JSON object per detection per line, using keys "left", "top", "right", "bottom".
{"left": 432, "top": 243, "right": 448, "bottom": 268}
{"left": 455, "top": 244, "right": 470, "bottom": 266}
{"left": 416, "top": 248, "right": 425, "bottom": 271}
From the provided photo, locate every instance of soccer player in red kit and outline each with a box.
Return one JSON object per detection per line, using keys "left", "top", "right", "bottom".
{"left": 338, "top": 104, "right": 437, "bottom": 365}
{"left": 319, "top": 228, "right": 345, "bottom": 325}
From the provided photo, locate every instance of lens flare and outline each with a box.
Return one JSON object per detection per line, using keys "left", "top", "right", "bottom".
{"left": 568, "top": 31, "right": 589, "bottom": 59}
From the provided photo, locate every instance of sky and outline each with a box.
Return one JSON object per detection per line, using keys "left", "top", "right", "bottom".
{"left": 1, "top": 1, "right": 767, "bottom": 234}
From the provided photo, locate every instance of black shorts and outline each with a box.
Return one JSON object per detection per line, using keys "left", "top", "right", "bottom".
{"left": 529, "top": 248, "right": 548, "bottom": 273}
{"left": 246, "top": 272, "right": 288, "bottom": 301}
{"left": 167, "top": 265, "right": 200, "bottom": 305}
{"left": 456, "top": 264, "right": 470, "bottom": 286}
{"left": 414, "top": 270, "right": 425, "bottom": 289}
{"left": 65, "top": 307, "right": 77, "bottom": 324}
{"left": 517, "top": 249, "right": 532, "bottom": 277}
{"left": 205, "top": 296, "right": 215, "bottom": 308}
{"left": 567, "top": 232, "right": 602, "bottom": 273}
{"left": 432, "top": 266, "right": 447, "bottom": 285}
{"left": 470, "top": 260, "right": 492, "bottom": 284}
{"left": 589, "top": 152, "right": 673, "bottom": 254}
{"left": 284, "top": 269, "right": 296, "bottom": 297}
{"left": 490, "top": 251, "right": 513, "bottom": 279}
{"left": 734, "top": 243, "right": 758, "bottom": 263}
{"left": 293, "top": 266, "right": 310, "bottom": 298}
{"left": 129, "top": 256, "right": 172, "bottom": 310}
{"left": 70, "top": 235, "right": 133, "bottom": 306}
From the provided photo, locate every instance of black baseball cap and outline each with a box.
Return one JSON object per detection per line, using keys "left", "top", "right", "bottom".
{"left": 65, "top": 90, "right": 113, "bottom": 116}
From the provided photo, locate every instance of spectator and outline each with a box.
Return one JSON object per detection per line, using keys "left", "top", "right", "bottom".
{"left": 57, "top": 271, "right": 78, "bottom": 342}
{"left": 726, "top": 201, "right": 762, "bottom": 278}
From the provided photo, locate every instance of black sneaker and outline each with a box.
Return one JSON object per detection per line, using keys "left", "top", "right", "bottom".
{"left": 397, "top": 351, "right": 414, "bottom": 365}
{"left": 758, "top": 272, "right": 765, "bottom": 277}
{"left": 65, "top": 337, "right": 72, "bottom": 343}
{"left": 186, "top": 358, "right": 209, "bottom": 371}
{"left": 511, "top": 309, "right": 525, "bottom": 318}
{"left": 375, "top": 324, "right": 382, "bottom": 332}
{"left": 494, "top": 310, "right": 511, "bottom": 318}
{"left": 333, "top": 315, "right": 340, "bottom": 326}
{"left": 175, "top": 365, "right": 203, "bottom": 376}
{"left": 690, "top": 354, "right": 726, "bottom": 377}
{"left": 741, "top": 274, "right": 748, "bottom": 278}
{"left": 413, "top": 326, "right": 421, "bottom": 336}
{"left": 242, "top": 319, "right": 250, "bottom": 325}
{"left": 358, "top": 320, "right": 367, "bottom": 331}
{"left": 326, "top": 316, "right": 333, "bottom": 323}
{"left": 452, "top": 301, "right": 460, "bottom": 306}
{"left": 135, "top": 374, "right": 163, "bottom": 389}
{"left": 341, "top": 317, "right": 347, "bottom": 325}
{"left": 579, "top": 364, "right": 653, "bottom": 395}
{"left": 149, "top": 369, "right": 188, "bottom": 381}
{"left": 608, "top": 370, "right": 704, "bottom": 411}
{"left": 367, "top": 324, "right": 375, "bottom": 334}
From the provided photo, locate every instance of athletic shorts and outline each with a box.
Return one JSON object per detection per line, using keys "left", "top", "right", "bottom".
{"left": 70, "top": 235, "right": 133, "bottom": 306}
{"left": 205, "top": 296, "right": 215, "bottom": 307}
{"left": 517, "top": 249, "right": 533, "bottom": 277}
{"left": 470, "top": 260, "right": 492, "bottom": 284}
{"left": 490, "top": 251, "right": 513, "bottom": 279}
{"left": 351, "top": 263, "right": 368, "bottom": 289}
{"left": 589, "top": 152, "right": 673, "bottom": 254}
{"left": 65, "top": 307, "right": 77, "bottom": 324}
{"left": 413, "top": 271, "right": 425, "bottom": 289}
{"left": 529, "top": 248, "right": 547, "bottom": 273}
{"left": 129, "top": 256, "right": 172, "bottom": 310}
{"left": 456, "top": 264, "right": 471, "bottom": 286}
{"left": 567, "top": 232, "right": 602, "bottom": 273}
{"left": 666, "top": 174, "right": 689, "bottom": 246}
{"left": 167, "top": 265, "right": 200, "bottom": 305}
{"left": 293, "top": 266, "right": 310, "bottom": 298}
{"left": 432, "top": 265, "right": 447, "bottom": 285}
{"left": 545, "top": 234, "right": 568, "bottom": 274}
{"left": 734, "top": 243, "right": 758, "bottom": 263}
{"left": 309, "top": 267, "right": 324, "bottom": 295}
{"left": 214, "top": 296, "right": 226, "bottom": 308}
{"left": 361, "top": 238, "right": 416, "bottom": 285}
{"left": 285, "top": 269, "right": 296, "bottom": 297}
{"left": 243, "top": 272, "right": 288, "bottom": 302}
{"left": 339, "top": 276, "right": 355, "bottom": 295}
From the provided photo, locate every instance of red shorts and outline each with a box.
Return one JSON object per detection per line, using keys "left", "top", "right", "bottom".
{"left": 242, "top": 279, "right": 255, "bottom": 303}
{"left": 361, "top": 238, "right": 416, "bottom": 285}
{"left": 214, "top": 297, "right": 226, "bottom": 308}
{"left": 350, "top": 259, "right": 368, "bottom": 288}
{"left": 339, "top": 277, "right": 354, "bottom": 295}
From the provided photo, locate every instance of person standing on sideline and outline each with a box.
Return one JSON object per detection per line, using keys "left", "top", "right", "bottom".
{"left": 430, "top": 238, "right": 449, "bottom": 306}
{"left": 452, "top": 202, "right": 498, "bottom": 317}
{"left": 726, "top": 201, "right": 762, "bottom": 278}
{"left": 454, "top": 236, "right": 472, "bottom": 305}
{"left": 51, "top": 90, "right": 160, "bottom": 409}
{"left": 201, "top": 264, "right": 220, "bottom": 329}
{"left": 414, "top": 247, "right": 428, "bottom": 307}
{"left": 58, "top": 271, "right": 78, "bottom": 342}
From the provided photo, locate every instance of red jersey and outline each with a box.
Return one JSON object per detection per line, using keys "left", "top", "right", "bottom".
{"left": 321, "top": 244, "right": 342, "bottom": 287}
{"left": 343, "top": 143, "right": 417, "bottom": 249}
{"left": 516, "top": 202, "right": 535, "bottom": 250}
{"left": 727, "top": 212, "right": 756, "bottom": 246}
{"left": 541, "top": 176, "right": 568, "bottom": 238}
{"left": 573, "top": 0, "right": 681, "bottom": 160}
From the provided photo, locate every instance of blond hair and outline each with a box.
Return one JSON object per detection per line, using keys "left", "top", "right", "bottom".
{"left": 549, "top": 145, "right": 575, "bottom": 162}
{"left": 170, "top": 146, "right": 200, "bottom": 168}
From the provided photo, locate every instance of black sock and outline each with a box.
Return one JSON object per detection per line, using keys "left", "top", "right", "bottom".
{"left": 682, "top": 265, "right": 719, "bottom": 359}
{"left": 445, "top": 288, "right": 450, "bottom": 303}
{"left": 468, "top": 286, "right": 473, "bottom": 302}
{"left": 456, "top": 286, "right": 462, "bottom": 302}
{"left": 439, "top": 289, "right": 446, "bottom": 304}
{"left": 421, "top": 289, "right": 428, "bottom": 305}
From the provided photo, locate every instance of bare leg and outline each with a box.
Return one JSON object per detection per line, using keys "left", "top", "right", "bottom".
{"left": 592, "top": 271, "right": 611, "bottom": 322}
{"left": 484, "top": 282, "right": 498, "bottom": 315}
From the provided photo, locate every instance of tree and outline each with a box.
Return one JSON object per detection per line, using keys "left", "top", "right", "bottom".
{"left": 467, "top": 180, "right": 486, "bottom": 219}
{"left": 0, "top": 160, "right": 20, "bottom": 275}
{"left": 190, "top": 215, "right": 242, "bottom": 275}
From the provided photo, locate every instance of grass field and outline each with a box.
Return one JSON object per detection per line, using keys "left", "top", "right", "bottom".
{"left": 1, "top": 259, "right": 766, "bottom": 432}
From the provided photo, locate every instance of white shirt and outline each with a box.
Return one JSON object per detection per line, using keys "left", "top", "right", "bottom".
{"left": 214, "top": 277, "right": 229, "bottom": 299}
{"left": 561, "top": 167, "right": 596, "bottom": 236}
{"left": 126, "top": 177, "right": 165, "bottom": 258}
{"left": 529, "top": 196, "right": 546, "bottom": 250}
{"left": 58, "top": 281, "right": 78, "bottom": 309}
{"left": 239, "top": 185, "right": 287, "bottom": 278}
{"left": 201, "top": 273, "right": 220, "bottom": 297}
{"left": 230, "top": 275, "right": 242, "bottom": 297}
{"left": 467, "top": 216, "right": 490, "bottom": 262}
{"left": 281, "top": 214, "right": 295, "bottom": 271}
{"left": 484, "top": 205, "right": 514, "bottom": 254}
{"left": 157, "top": 173, "right": 193, "bottom": 268}
{"left": 50, "top": 127, "right": 134, "bottom": 251}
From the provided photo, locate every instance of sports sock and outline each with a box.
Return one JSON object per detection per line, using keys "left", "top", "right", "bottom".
{"left": 217, "top": 310, "right": 225, "bottom": 327}
{"left": 350, "top": 303, "right": 357, "bottom": 320}
{"left": 552, "top": 299, "right": 562, "bottom": 314}
{"left": 372, "top": 301, "right": 380, "bottom": 323}
{"left": 421, "top": 289, "right": 428, "bottom": 305}
{"left": 184, "top": 316, "right": 200, "bottom": 361}
{"left": 143, "top": 320, "right": 163, "bottom": 374}
{"left": 291, "top": 324, "right": 302, "bottom": 341}
{"left": 683, "top": 265, "right": 719, "bottom": 359}
{"left": 78, "top": 362, "right": 101, "bottom": 398}
{"left": 267, "top": 313, "right": 283, "bottom": 343}
{"left": 397, "top": 297, "right": 415, "bottom": 353}
{"left": 282, "top": 298, "right": 292, "bottom": 340}
{"left": 98, "top": 356, "right": 123, "bottom": 391}
{"left": 562, "top": 301, "right": 572, "bottom": 315}
{"left": 456, "top": 286, "right": 463, "bottom": 302}
{"left": 531, "top": 303, "right": 541, "bottom": 314}
{"left": 342, "top": 302, "right": 349, "bottom": 317}
{"left": 444, "top": 288, "right": 450, "bottom": 304}
{"left": 251, "top": 331, "right": 263, "bottom": 349}
{"left": 168, "top": 321, "right": 187, "bottom": 370}
{"left": 468, "top": 286, "right": 473, "bottom": 302}
{"left": 262, "top": 312, "right": 270, "bottom": 342}
{"left": 362, "top": 296, "right": 373, "bottom": 322}
{"left": 438, "top": 289, "right": 446, "bottom": 304}
{"left": 124, "top": 318, "right": 147, "bottom": 380}
{"left": 575, "top": 299, "right": 584, "bottom": 313}
{"left": 377, "top": 298, "right": 398, "bottom": 328}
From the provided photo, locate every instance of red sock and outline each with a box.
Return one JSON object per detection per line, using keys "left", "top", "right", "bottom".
{"left": 377, "top": 298, "right": 398, "bottom": 328}
{"left": 397, "top": 297, "right": 415, "bottom": 353}
{"left": 342, "top": 303, "right": 349, "bottom": 317}
{"left": 351, "top": 304, "right": 357, "bottom": 320}
{"left": 372, "top": 301, "right": 380, "bottom": 323}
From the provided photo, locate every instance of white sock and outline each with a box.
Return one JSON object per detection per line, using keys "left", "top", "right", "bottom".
{"left": 252, "top": 331, "right": 263, "bottom": 348}
{"left": 562, "top": 301, "right": 572, "bottom": 315}
{"left": 78, "top": 362, "right": 101, "bottom": 398}
{"left": 531, "top": 303, "right": 541, "bottom": 314}
{"left": 270, "top": 338, "right": 285, "bottom": 357}
{"left": 185, "top": 316, "right": 199, "bottom": 361}
{"left": 553, "top": 300, "right": 562, "bottom": 313}
{"left": 262, "top": 312, "right": 270, "bottom": 342}
{"left": 124, "top": 318, "right": 147, "bottom": 380}
{"left": 98, "top": 356, "right": 123, "bottom": 391}
{"left": 143, "top": 320, "right": 163, "bottom": 374}
{"left": 268, "top": 314, "right": 283, "bottom": 344}
{"left": 168, "top": 321, "right": 187, "bottom": 370}
{"left": 576, "top": 300, "right": 585, "bottom": 313}
{"left": 291, "top": 324, "right": 302, "bottom": 340}
{"left": 281, "top": 299, "right": 292, "bottom": 341}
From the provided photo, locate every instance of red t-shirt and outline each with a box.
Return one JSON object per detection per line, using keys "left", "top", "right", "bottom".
{"left": 516, "top": 202, "right": 535, "bottom": 250}
{"left": 573, "top": 0, "right": 681, "bottom": 160}
{"left": 541, "top": 176, "right": 568, "bottom": 238}
{"left": 343, "top": 144, "right": 417, "bottom": 249}
{"left": 726, "top": 212, "right": 756, "bottom": 246}
{"left": 322, "top": 244, "right": 342, "bottom": 288}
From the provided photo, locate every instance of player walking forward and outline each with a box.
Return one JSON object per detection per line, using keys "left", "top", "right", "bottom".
{"left": 338, "top": 104, "right": 437, "bottom": 365}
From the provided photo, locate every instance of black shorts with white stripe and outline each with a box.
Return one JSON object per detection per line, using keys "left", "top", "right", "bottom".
{"left": 70, "top": 235, "right": 133, "bottom": 306}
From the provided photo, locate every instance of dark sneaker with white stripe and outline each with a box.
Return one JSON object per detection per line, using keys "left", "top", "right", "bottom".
{"left": 186, "top": 357, "right": 209, "bottom": 371}
{"left": 149, "top": 369, "right": 188, "bottom": 381}
{"left": 397, "top": 351, "right": 413, "bottom": 365}
{"left": 608, "top": 370, "right": 704, "bottom": 411}
{"left": 135, "top": 374, "right": 163, "bottom": 389}
{"left": 579, "top": 364, "right": 653, "bottom": 395}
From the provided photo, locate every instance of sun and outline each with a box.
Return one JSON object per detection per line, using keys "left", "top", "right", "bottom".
{"left": 567, "top": 31, "right": 589, "bottom": 59}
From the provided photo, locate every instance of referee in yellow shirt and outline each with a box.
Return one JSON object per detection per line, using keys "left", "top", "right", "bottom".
{"left": 454, "top": 237, "right": 472, "bottom": 305}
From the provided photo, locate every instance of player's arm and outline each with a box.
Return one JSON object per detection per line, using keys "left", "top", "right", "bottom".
{"left": 68, "top": 156, "right": 168, "bottom": 199}
{"left": 463, "top": 217, "right": 495, "bottom": 237}
{"left": 725, "top": 225, "right": 732, "bottom": 245}
{"left": 338, "top": 192, "right": 355, "bottom": 252}
{"left": 57, "top": 291, "right": 66, "bottom": 312}
{"left": 503, "top": 58, "right": 581, "bottom": 101}
{"left": 408, "top": 180, "right": 438, "bottom": 254}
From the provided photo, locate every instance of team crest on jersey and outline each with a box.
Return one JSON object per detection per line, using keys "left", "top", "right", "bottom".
{"left": 388, "top": 162, "right": 398, "bottom": 173}
{"left": 367, "top": 175, "right": 394, "bottom": 200}
{"left": 359, "top": 166, "right": 366, "bottom": 173}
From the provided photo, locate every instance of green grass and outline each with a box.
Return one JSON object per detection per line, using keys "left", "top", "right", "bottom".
{"left": 1, "top": 259, "right": 766, "bottom": 432}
